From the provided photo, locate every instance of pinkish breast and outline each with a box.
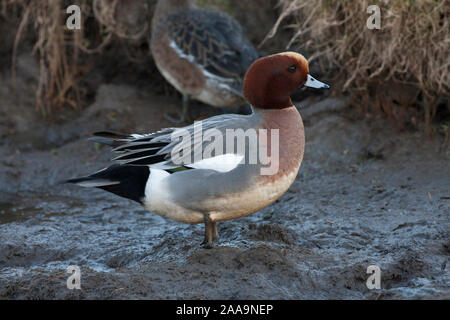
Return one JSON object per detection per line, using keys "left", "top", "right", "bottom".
{"left": 257, "top": 106, "right": 305, "bottom": 183}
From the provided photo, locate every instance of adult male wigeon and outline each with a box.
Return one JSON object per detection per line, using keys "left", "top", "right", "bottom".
{"left": 67, "top": 52, "right": 329, "bottom": 248}
{"left": 150, "top": 0, "right": 259, "bottom": 122}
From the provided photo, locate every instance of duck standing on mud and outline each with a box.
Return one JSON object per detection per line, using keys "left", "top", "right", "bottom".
{"left": 150, "top": 0, "right": 259, "bottom": 122}
{"left": 67, "top": 52, "right": 330, "bottom": 248}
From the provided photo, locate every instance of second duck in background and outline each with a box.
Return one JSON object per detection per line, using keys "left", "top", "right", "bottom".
{"left": 151, "top": 0, "right": 259, "bottom": 123}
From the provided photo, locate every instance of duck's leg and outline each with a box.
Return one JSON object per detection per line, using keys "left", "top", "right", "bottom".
{"left": 182, "top": 94, "right": 192, "bottom": 123}
{"left": 163, "top": 94, "right": 192, "bottom": 124}
{"left": 212, "top": 222, "right": 219, "bottom": 242}
{"left": 201, "top": 215, "right": 215, "bottom": 249}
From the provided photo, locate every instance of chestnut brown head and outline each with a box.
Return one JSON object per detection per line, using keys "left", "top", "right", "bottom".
{"left": 243, "top": 52, "right": 329, "bottom": 109}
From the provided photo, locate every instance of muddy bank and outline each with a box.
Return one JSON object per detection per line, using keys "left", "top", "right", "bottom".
{"left": 0, "top": 83, "right": 449, "bottom": 299}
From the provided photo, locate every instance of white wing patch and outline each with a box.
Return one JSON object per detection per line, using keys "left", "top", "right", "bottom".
{"left": 170, "top": 40, "right": 196, "bottom": 63}
{"left": 187, "top": 154, "right": 244, "bottom": 173}
{"left": 170, "top": 40, "right": 234, "bottom": 84}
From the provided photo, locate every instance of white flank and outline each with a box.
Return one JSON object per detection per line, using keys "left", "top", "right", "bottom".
{"left": 144, "top": 168, "right": 170, "bottom": 203}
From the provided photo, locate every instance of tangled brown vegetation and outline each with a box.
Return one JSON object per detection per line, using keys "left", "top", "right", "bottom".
{"left": 263, "top": 0, "right": 449, "bottom": 138}
{"left": 2, "top": 0, "right": 150, "bottom": 116}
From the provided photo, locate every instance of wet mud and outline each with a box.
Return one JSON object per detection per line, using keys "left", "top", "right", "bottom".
{"left": 0, "top": 79, "right": 449, "bottom": 299}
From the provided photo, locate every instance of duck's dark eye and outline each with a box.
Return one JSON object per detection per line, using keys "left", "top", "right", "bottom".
{"left": 288, "top": 65, "right": 296, "bottom": 73}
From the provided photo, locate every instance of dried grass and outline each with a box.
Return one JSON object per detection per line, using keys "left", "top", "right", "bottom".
{"left": 3, "top": 0, "right": 149, "bottom": 116}
{"left": 264, "top": 0, "right": 450, "bottom": 134}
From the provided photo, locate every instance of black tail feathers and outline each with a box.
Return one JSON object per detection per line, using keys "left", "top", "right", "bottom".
{"left": 66, "top": 164, "right": 150, "bottom": 204}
